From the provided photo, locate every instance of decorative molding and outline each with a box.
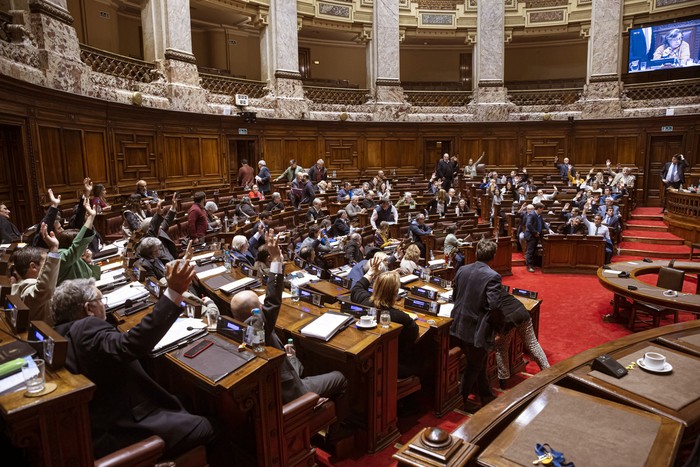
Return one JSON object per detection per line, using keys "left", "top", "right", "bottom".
{"left": 164, "top": 49, "right": 196, "bottom": 64}
{"left": 526, "top": 8, "right": 568, "bottom": 27}
{"left": 577, "top": 0, "right": 592, "bottom": 5}
{"left": 417, "top": 0, "right": 459, "bottom": 10}
{"left": 28, "top": 0, "right": 74, "bottom": 26}
{"left": 580, "top": 24, "right": 591, "bottom": 38}
{"left": 655, "top": 0, "right": 694, "bottom": 7}
{"left": 419, "top": 11, "right": 456, "bottom": 29}
{"left": 590, "top": 74, "right": 619, "bottom": 83}
{"left": 376, "top": 79, "right": 401, "bottom": 87}
{"left": 479, "top": 80, "right": 505, "bottom": 88}
{"left": 317, "top": 1, "right": 353, "bottom": 22}
{"left": 275, "top": 70, "right": 303, "bottom": 80}
{"left": 522, "top": 0, "right": 568, "bottom": 7}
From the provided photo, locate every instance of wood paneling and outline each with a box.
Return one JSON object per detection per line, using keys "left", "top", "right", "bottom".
{"left": 114, "top": 131, "right": 157, "bottom": 190}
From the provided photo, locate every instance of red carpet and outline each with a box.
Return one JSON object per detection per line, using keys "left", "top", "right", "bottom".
{"left": 618, "top": 241, "right": 690, "bottom": 253}
{"left": 622, "top": 230, "right": 682, "bottom": 240}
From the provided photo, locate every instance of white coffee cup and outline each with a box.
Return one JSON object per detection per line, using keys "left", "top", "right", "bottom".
{"left": 642, "top": 352, "right": 666, "bottom": 371}
{"left": 359, "top": 315, "right": 373, "bottom": 325}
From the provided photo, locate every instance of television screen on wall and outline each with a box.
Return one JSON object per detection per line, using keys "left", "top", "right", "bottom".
{"left": 628, "top": 18, "right": 700, "bottom": 73}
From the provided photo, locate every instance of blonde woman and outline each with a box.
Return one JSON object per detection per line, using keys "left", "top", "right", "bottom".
{"left": 374, "top": 221, "right": 393, "bottom": 248}
{"left": 399, "top": 244, "right": 421, "bottom": 275}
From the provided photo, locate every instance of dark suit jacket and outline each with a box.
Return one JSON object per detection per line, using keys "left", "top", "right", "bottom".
{"left": 524, "top": 212, "right": 543, "bottom": 241}
{"left": 301, "top": 181, "right": 316, "bottom": 205}
{"left": 436, "top": 159, "right": 452, "bottom": 181}
{"left": 449, "top": 261, "right": 502, "bottom": 350}
{"left": 409, "top": 221, "right": 432, "bottom": 247}
{"left": 0, "top": 216, "right": 21, "bottom": 244}
{"left": 351, "top": 277, "right": 419, "bottom": 377}
{"left": 661, "top": 159, "right": 689, "bottom": 184}
{"left": 55, "top": 295, "right": 212, "bottom": 458}
{"left": 231, "top": 248, "right": 255, "bottom": 266}
{"left": 32, "top": 205, "right": 60, "bottom": 248}
{"left": 332, "top": 217, "right": 350, "bottom": 237}
{"left": 147, "top": 208, "right": 178, "bottom": 262}
{"left": 260, "top": 272, "right": 310, "bottom": 403}
{"left": 257, "top": 166, "right": 271, "bottom": 193}
{"left": 307, "top": 165, "right": 327, "bottom": 184}
{"left": 554, "top": 161, "right": 574, "bottom": 180}
{"left": 136, "top": 256, "right": 167, "bottom": 280}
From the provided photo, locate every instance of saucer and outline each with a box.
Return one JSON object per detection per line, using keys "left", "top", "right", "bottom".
{"left": 636, "top": 358, "right": 673, "bottom": 374}
{"left": 663, "top": 290, "right": 678, "bottom": 297}
{"left": 356, "top": 320, "right": 377, "bottom": 329}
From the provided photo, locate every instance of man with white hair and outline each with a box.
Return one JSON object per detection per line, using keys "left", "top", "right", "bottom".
{"left": 256, "top": 159, "right": 271, "bottom": 194}
{"left": 307, "top": 198, "right": 324, "bottom": 222}
{"left": 230, "top": 234, "right": 255, "bottom": 265}
{"left": 532, "top": 186, "right": 558, "bottom": 205}
{"left": 395, "top": 192, "right": 416, "bottom": 209}
{"left": 204, "top": 201, "right": 221, "bottom": 230}
{"left": 307, "top": 159, "right": 327, "bottom": 184}
{"left": 265, "top": 192, "right": 285, "bottom": 212}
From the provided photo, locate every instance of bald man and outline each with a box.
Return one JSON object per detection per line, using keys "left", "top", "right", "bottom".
{"left": 230, "top": 231, "right": 347, "bottom": 404}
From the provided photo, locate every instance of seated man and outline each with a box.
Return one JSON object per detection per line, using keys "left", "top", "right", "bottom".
{"left": 409, "top": 213, "right": 433, "bottom": 258}
{"left": 52, "top": 260, "right": 214, "bottom": 459}
{"left": 344, "top": 232, "right": 364, "bottom": 265}
{"left": 345, "top": 196, "right": 366, "bottom": 222}
{"left": 135, "top": 237, "right": 169, "bottom": 280}
{"left": 306, "top": 198, "right": 324, "bottom": 222}
{"left": 337, "top": 182, "right": 353, "bottom": 201}
{"left": 395, "top": 192, "right": 416, "bottom": 209}
{"left": 230, "top": 232, "right": 347, "bottom": 403}
{"left": 332, "top": 210, "right": 352, "bottom": 237}
{"left": 0, "top": 202, "right": 21, "bottom": 244}
{"left": 10, "top": 223, "right": 60, "bottom": 324}
{"left": 265, "top": 192, "right": 286, "bottom": 212}
{"left": 300, "top": 225, "right": 332, "bottom": 256}
{"left": 231, "top": 234, "right": 256, "bottom": 266}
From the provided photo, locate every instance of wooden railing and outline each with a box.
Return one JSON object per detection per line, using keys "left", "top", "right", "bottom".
{"left": 199, "top": 73, "right": 268, "bottom": 99}
{"left": 667, "top": 190, "right": 700, "bottom": 218}
{"left": 79, "top": 44, "right": 160, "bottom": 83}
{"left": 304, "top": 86, "right": 369, "bottom": 105}
{"left": 508, "top": 88, "right": 582, "bottom": 106}
{"left": 403, "top": 90, "right": 472, "bottom": 107}
{"left": 623, "top": 78, "right": 700, "bottom": 101}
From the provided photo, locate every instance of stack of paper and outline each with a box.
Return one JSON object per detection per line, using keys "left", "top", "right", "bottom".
{"left": 196, "top": 265, "right": 227, "bottom": 280}
{"left": 104, "top": 283, "right": 149, "bottom": 310}
{"left": 220, "top": 277, "right": 259, "bottom": 294}
{"left": 400, "top": 274, "right": 419, "bottom": 285}
{"left": 152, "top": 318, "right": 208, "bottom": 355}
{"left": 438, "top": 303, "right": 454, "bottom": 318}
{"left": 300, "top": 312, "right": 354, "bottom": 341}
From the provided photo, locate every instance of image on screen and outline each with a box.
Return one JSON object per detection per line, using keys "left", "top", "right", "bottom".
{"left": 628, "top": 18, "right": 700, "bottom": 73}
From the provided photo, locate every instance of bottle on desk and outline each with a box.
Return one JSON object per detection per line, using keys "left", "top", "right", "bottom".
{"left": 224, "top": 215, "right": 229, "bottom": 232}
{"left": 291, "top": 283, "right": 300, "bottom": 302}
{"left": 285, "top": 338, "right": 295, "bottom": 357}
{"left": 223, "top": 250, "right": 232, "bottom": 272}
{"left": 251, "top": 308, "right": 265, "bottom": 353}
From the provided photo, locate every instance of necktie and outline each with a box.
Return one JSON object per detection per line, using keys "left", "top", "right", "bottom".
{"left": 595, "top": 226, "right": 599, "bottom": 235}
{"left": 671, "top": 164, "right": 677, "bottom": 182}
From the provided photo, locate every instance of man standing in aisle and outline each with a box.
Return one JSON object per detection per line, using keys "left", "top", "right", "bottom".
{"left": 237, "top": 159, "right": 255, "bottom": 189}
{"left": 256, "top": 160, "right": 271, "bottom": 195}
{"left": 436, "top": 153, "right": 453, "bottom": 190}
{"left": 524, "top": 203, "right": 544, "bottom": 273}
{"left": 661, "top": 153, "right": 689, "bottom": 212}
{"left": 276, "top": 159, "right": 303, "bottom": 183}
{"left": 450, "top": 238, "right": 502, "bottom": 412}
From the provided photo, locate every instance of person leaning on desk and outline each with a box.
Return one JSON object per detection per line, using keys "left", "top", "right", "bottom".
{"left": 52, "top": 258, "right": 215, "bottom": 459}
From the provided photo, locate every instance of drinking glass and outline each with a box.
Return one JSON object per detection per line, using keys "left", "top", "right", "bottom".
{"left": 22, "top": 359, "right": 45, "bottom": 394}
{"left": 380, "top": 310, "right": 391, "bottom": 329}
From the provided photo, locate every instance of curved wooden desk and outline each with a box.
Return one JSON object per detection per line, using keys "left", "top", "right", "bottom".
{"left": 395, "top": 320, "right": 700, "bottom": 467}
{"left": 597, "top": 260, "right": 700, "bottom": 313}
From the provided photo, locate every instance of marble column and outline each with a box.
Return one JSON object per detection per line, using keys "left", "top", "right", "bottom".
{"left": 471, "top": 0, "right": 511, "bottom": 120}
{"left": 581, "top": 0, "right": 623, "bottom": 117}
{"left": 27, "top": 0, "right": 87, "bottom": 92}
{"left": 368, "top": 0, "right": 404, "bottom": 104}
{"left": 141, "top": 0, "right": 206, "bottom": 110}
{"left": 258, "top": 0, "right": 306, "bottom": 117}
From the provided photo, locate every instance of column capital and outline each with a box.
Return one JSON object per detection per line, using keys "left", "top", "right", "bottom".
{"left": 29, "top": 0, "right": 73, "bottom": 26}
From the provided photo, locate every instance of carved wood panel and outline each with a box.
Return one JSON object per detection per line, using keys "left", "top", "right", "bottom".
{"left": 324, "top": 138, "right": 359, "bottom": 171}
{"left": 366, "top": 138, "right": 420, "bottom": 171}
{"left": 524, "top": 136, "right": 567, "bottom": 166}
{"left": 113, "top": 131, "right": 158, "bottom": 192}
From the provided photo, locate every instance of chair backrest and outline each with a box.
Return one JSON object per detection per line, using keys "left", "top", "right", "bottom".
{"left": 657, "top": 267, "right": 685, "bottom": 291}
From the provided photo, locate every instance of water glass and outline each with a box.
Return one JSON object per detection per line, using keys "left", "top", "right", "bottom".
{"left": 368, "top": 307, "right": 377, "bottom": 321}
{"left": 186, "top": 304, "right": 196, "bottom": 319}
{"left": 291, "top": 284, "right": 300, "bottom": 302}
{"left": 22, "top": 359, "right": 46, "bottom": 394}
{"left": 380, "top": 310, "right": 391, "bottom": 329}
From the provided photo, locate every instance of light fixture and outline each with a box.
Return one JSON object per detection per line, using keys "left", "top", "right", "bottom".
{"left": 313, "top": 60, "right": 320, "bottom": 65}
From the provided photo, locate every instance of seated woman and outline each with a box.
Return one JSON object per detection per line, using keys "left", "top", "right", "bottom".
{"left": 351, "top": 258, "right": 419, "bottom": 378}
{"left": 248, "top": 184, "right": 265, "bottom": 201}
{"left": 399, "top": 244, "right": 421, "bottom": 276}
{"left": 204, "top": 201, "right": 221, "bottom": 230}
{"left": 91, "top": 184, "right": 110, "bottom": 212}
{"left": 443, "top": 225, "right": 465, "bottom": 268}
{"left": 374, "top": 221, "right": 394, "bottom": 248}
{"left": 236, "top": 196, "right": 257, "bottom": 219}
{"left": 122, "top": 194, "right": 151, "bottom": 237}
{"left": 455, "top": 197, "right": 470, "bottom": 216}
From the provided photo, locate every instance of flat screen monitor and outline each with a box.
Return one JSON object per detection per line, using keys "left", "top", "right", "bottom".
{"left": 628, "top": 19, "right": 700, "bottom": 73}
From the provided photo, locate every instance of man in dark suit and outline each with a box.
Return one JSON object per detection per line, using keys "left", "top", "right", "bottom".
{"left": 553, "top": 156, "right": 574, "bottom": 182}
{"left": 300, "top": 173, "right": 316, "bottom": 206}
{"left": 525, "top": 203, "right": 544, "bottom": 273}
{"left": 409, "top": 213, "right": 433, "bottom": 258}
{"left": 0, "top": 203, "right": 21, "bottom": 244}
{"left": 230, "top": 234, "right": 255, "bottom": 266}
{"left": 449, "top": 238, "right": 502, "bottom": 412}
{"left": 52, "top": 260, "right": 214, "bottom": 459}
{"left": 436, "top": 153, "right": 453, "bottom": 190}
{"left": 661, "top": 153, "right": 689, "bottom": 212}
{"left": 307, "top": 159, "right": 328, "bottom": 185}
{"left": 135, "top": 236, "right": 168, "bottom": 279}
{"left": 230, "top": 231, "right": 347, "bottom": 404}
{"left": 255, "top": 160, "right": 271, "bottom": 194}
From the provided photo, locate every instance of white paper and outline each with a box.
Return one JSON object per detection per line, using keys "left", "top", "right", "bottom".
{"left": 300, "top": 313, "right": 351, "bottom": 341}
{"left": 152, "top": 318, "right": 207, "bottom": 352}
{"left": 0, "top": 243, "right": 26, "bottom": 249}
{"left": 428, "top": 259, "right": 446, "bottom": 267}
{"left": 259, "top": 292, "right": 291, "bottom": 304}
{"left": 100, "top": 261, "right": 124, "bottom": 272}
{"left": 196, "top": 265, "right": 227, "bottom": 280}
{"left": 220, "top": 277, "right": 257, "bottom": 294}
{"left": 438, "top": 303, "right": 454, "bottom": 318}
{"left": 0, "top": 356, "right": 36, "bottom": 395}
{"left": 400, "top": 274, "right": 419, "bottom": 284}
{"left": 104, "top": 283, "right": 149, "bottom": 310}
{"left": 95, "top": 269, "right": 126, "bottom": 288}
{"left": 422, "top": 285, "right": 439, "bottom": 292}
{"left": 602, "top": 270, "right": 623, "bottom": 276}
{"left": 439, "top": 291, "right": 453, "bottom": 302}
{"left": 191, "top": 251, "right": 215, "bottom": 262}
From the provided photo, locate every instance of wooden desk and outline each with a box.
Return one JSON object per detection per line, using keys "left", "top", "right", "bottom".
{"left": 396, "top": 321, "right": 700, "bottom": 466}
{"left": 541, "top": 234, "right": 606, "bottom": 274}
{"left": 118, "top": 309, "right": 287, "bottom": 467}
{"left": 657, "top": 327, "right": 700, "bottom": 358}
{"left": 0, "top": 321, "right": 96, "bottom": 467}
{"left": 458, "top": 236, "right": 513, "bottom": 276}
{"left": 597, "top": 260, "right": 700, "bottom": 315}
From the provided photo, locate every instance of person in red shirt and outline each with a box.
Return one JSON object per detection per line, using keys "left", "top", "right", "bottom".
{"left": 237, "top": 159, "right": 255, "bottom": 189}
{"left": 187, "top": 192, "right": 208, "bottom": 242}
{"left": 248, "top": 184, "right": 265, "bottom": 201}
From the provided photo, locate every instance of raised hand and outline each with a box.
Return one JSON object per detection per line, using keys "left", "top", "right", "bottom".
{"left": 266, "top": 229, "right": 283, "bottom": 263}
{"left": 40, "top": 222, "right": 59, "bottom": 252}
{"left": 165, "top": 259, "right": 195, "bottom": 295}
{"left": 84, "top": 197, "right": 96, "bottom": 218}
{"left": 83, "top": 177, "right": 93, "bottom": 196}
{"left": 183, "top": 240, "right": 194, "bottom": 262}
{"left": 368, "top": 255, "right": 383, "bottom": 273}
{"left": 48, "top": 189, "right": 61, "bottom": 207}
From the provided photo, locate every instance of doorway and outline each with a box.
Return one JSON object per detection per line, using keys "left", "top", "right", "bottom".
{"left": 645, "top": 134, "right": 684, "bottom": 206}
{"left": 424, "top": 140, "right": 452, "bottom": 176}
{"left": 0, "top": 124, "right": 32, "bottom": 230}
{"left": 228, "top": 138, "right": 258, "bottom": 186}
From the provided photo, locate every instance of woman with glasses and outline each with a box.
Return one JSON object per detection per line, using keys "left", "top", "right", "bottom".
{"left": 653, "top": 28, "right": 690, "bottom": 66}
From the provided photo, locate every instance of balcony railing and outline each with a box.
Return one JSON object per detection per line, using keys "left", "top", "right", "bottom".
{"left": 79, "top": 45, "right": 160, "bottom": 83}
{"left": 199, "top": 73, "right": 268, "bottom": 99}
{"left": 403, "top": 91, "right": 472, "bottom": 107}
{"left": 0, "top": 11, "right": 12, "bottom": 42}
{"left": 623, "top": 78, "right": 700, "bottom": 101}
{"left": 304, "top": 86, "right": 369, "bottom": 106}
{"left": 508, "top": 88, "right": 582, "bottom": 106}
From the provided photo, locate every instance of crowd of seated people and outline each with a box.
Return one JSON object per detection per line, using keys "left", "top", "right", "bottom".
{"left": 0, "top": 152, "right": 639, "bottom": 464}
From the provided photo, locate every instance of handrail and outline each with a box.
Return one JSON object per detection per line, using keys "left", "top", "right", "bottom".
{"left": 79, "top": 44, "right": 160, "bottom": 83}
{"left": 623, "top": 78, "right": 700, "bottom": 101}
{"left": 304, "top": 86, "right": 369, "bottom": 106}
{"left": 508, "top": 87, "right": 582, "bottom": 106}
{"left": 199, "top": 73, "right": 268, "bottom": 99}
{"left": 403, "top": 90, "right": 472, "bottom": 107}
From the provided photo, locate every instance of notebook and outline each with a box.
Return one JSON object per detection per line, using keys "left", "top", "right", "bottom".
{"left": 400, "top": 274, "right": 419, "bottom": 285}
{"left": 300, "top": 311, "right": 354, "bottom": 341}
{"left": 151, "top": 318, "right": 208, "bottom": 356}
{"left": 220, "top": 277, "right": 259, "bottom": 294}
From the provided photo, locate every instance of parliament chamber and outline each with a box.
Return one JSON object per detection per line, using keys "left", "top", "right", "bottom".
{"left": 1, "top": 0, "right": 700, "bottom": 466}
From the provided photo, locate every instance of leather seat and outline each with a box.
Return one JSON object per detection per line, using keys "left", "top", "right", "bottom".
{"left": 629, "top": 266, "right": 685, "bottom": 331}
{"left": 94, "top": 436, "right": 164, "bottom": 467}
{"left": 282, "top": 392, "right": 337, "bottom": 467}
{"left": 397, "top": 375, "right": 421, "bottom": 401}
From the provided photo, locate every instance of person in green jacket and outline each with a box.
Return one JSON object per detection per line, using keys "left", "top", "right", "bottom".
{"left": 57, "top": 198, "right": 101, "bottom": 285}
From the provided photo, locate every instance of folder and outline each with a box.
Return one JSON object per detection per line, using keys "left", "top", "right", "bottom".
{"left": 300, "top": 311, "right": 354, "bottom": 341}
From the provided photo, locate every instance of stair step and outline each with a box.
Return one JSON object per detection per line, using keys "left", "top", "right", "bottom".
{"left": 618, "top": 248, "right": 689, "bottom": 259}
{"left": 625, "top": 221, "right": 668, "bottom": 232}
{"left": 630, "top": 214, "right": 664, "bottom": 221}
{"left": 621, "top": 235, "right": 684, "bottom": 245}
{"left": 618, "top": 242, "right": 689, "bottom": 253}
{"left": 622, "top": 230, "right": 679, "bottom": 239}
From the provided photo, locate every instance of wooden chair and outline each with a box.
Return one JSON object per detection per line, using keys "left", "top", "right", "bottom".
{"left": 282, "top": 392, "right": 337, "bottom": 467}
{"left": 628, "top": 266, "right": 685, "bottom": 331}
{"left": 397, "top": 375, "right": 421, "bottom": 402}
{"left": 94, "top": 436, "right": 164, "bottom": 467}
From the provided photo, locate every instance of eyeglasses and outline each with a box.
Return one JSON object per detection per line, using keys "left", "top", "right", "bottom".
{"left": 89, "top": 297, "right": 108, "bottom": 306}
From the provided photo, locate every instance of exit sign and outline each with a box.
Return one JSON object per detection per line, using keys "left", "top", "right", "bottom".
{"left": 238, "top": 128, "right": 248, "bottom": 135}
{"left": 662, "top": 126, "right": 673, "bottom": 132}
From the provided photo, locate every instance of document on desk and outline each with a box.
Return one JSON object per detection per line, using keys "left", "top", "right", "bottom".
{"left": 300, "top": 311, "right": 354, "bottom": 341}
{"left": 104, "top": 283, "right": 149, "bottom": 310}
{"left": 602, "top": 270, "right": 624, "bottom": 276}
{"left": 95, "top": 269, "right": 127, "bottom": 288}
{"left": 220, "top": 277, "right": 259, "bottom": 294}
{"left": 190, "top": 251, "right": 215, "bottom": 262}
{"left": 172, "top": 335, "right": 256, "bottom": 383}
{"left": 196, "top": 265, "right": 227, "bottom": 280}
{"left": 400, "top": 274, "right": 419, "bottom": 285}
{"left": 438, "top": 303, "right": 454, "bottom": 318}
{"left": 151, "top": 318, "right": 208, "bottom": 355}
{"left": 0, "top": 356, "right": 36, "bottom": 395}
